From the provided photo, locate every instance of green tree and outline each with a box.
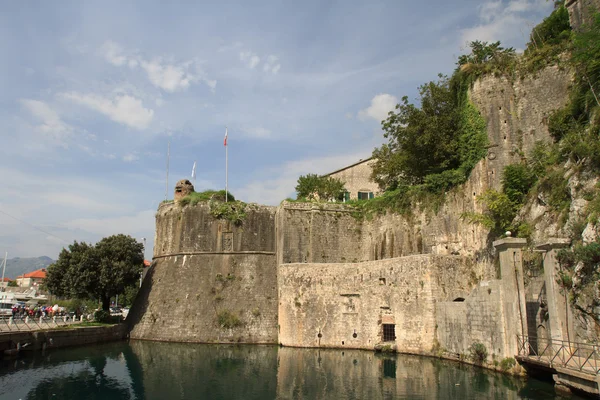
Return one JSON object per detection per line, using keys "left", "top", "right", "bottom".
{"left": 457, "top": 40, "right": 515, "bottom": 67}
{"left": 44, "top": 234, "right": 144, "bottom": 311}
{"left": 7, "top": 280, "right": 17, "bottom": 287}
{"left": 295, "top": 174, "right": 346, "bottom": 201}
{"left": 371, "top": 75, "right": 460, "bottom": 189}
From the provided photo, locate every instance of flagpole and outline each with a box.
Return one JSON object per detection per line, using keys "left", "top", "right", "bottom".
{"left": 225, "top": 127, "right": 228, "bottom": 202}
{"left": 165, "top": 140, "right": 170, "bottom": 201}
{"left": 1, "top": 252, "right": 6, "bottom": 292}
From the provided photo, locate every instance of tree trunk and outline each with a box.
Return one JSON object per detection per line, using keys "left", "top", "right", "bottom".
{"left": 102, "top": 296, "right": 110, "bottom": 311}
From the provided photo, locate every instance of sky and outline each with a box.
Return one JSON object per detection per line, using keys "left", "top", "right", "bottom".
{"left": 0, "top": 0, "right": 555, "bottom": 261}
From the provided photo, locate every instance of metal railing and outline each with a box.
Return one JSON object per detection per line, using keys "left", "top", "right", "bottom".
{"left": 517, "top": 335, "right": 600, "bottom": 375}
{"left": 0, "top": 315, "right": 84, "bottom": 332}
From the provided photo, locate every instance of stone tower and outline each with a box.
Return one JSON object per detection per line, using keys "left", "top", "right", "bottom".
{"left": 174, "top": 179, "right": 194, "bottom": 202}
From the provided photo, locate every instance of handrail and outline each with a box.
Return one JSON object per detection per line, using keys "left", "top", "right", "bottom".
{"left": 517, "top": 335, "right": 600, "bottom": 375}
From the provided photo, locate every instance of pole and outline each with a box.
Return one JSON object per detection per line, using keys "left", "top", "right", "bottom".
{"left": 165, "top": 140, "right": 170, "bottom": 201}
{"left": 225, "top": 127, "right": 228, "bottom": 202}
{"left": 1, "top": 252, "right": 6, "bottom": 292}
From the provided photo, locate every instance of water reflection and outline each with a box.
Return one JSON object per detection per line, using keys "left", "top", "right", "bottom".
{"left": 0, "top": 341, "right": 585, "bottom": 400}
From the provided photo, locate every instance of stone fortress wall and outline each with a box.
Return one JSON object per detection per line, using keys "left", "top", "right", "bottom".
{"left": 128, "top": 202, "right": 279, "bottom": 344}
{"left": 128, "top": 58, "right": 584, "bottom": 364}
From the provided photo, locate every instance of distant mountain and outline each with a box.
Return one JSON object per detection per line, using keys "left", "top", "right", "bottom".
{"left": 2, "top": 256, "right": 54, "bottom": 279}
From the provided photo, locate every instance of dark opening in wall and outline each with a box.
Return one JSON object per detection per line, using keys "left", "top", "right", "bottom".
{"left": 379, "top": 278, "right": 386, "bottom": 285}
{"left": 383, "top": 358, "right": 396, "bottom": 379}
{"left": 382, "top": 324, "right": 395, "bottom": 342}
{"left": 453, "top": 297, "right": 465, "bottom": 302}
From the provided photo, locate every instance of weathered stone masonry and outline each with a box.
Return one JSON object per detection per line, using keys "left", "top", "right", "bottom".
{"left": 128, "top": 203, "right": 279, "bottom": 344}
{"left": 128, "top": 63, "right": 579, "bottom": 362}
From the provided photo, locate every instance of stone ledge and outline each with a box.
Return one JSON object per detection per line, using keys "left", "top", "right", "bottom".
{"left": 493, "top": 238, "right": 527, "bottom": 250}
{"left": 535, "top": 238, "right": 571, "bottom": 251}
{"left": 153, "top": 251, "right": 276, "bottom": 259}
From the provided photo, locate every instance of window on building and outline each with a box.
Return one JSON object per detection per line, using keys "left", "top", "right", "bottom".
{"left": 383, "top": 358, "right": 396, "bottom": 378}
{"left": 382, "top": 324, "right": 395, "bottom": 342}
{"left": 343, "top": 191, "right": 350, "bottom": 202}
{"left": 358, "top": 191, "right": 373, "bottom": 200}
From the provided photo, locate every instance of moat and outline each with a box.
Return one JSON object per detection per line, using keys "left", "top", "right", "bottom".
{"left": 0, "top": 341, "right": 587, "bottom": 399}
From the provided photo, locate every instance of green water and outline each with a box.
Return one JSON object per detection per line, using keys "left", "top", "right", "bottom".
{"left": 0, "top": 341, "right": 585, "bottom": 399}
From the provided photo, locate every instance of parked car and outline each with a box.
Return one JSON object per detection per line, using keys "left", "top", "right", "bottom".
{"left": 110, "top": 307, "right": 122, "bottom": 317}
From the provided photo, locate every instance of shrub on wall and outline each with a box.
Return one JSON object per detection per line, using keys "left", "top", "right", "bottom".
{"left": 217, "top": 310, "right": 242, "bottom": 329}
{"left": 468, "top": 342, "right": 488, "bottom": 364}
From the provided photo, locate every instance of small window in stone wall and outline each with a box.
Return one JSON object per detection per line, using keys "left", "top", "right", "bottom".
{"left": 344, "top": 191, "right": 350, "bottom": 202}
{"left": 357, "top": 191, "right": 373, "bottom": 200}
{"left": 382, "top": 324, "right": 395, "bottom": 342}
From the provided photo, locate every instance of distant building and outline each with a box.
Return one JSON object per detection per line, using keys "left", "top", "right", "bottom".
{"left": 16, "top": 268, "right": 47, "bottom": 288}
{"left": 0, "top": 277, "right": 12, "bottom": 289}
{"left": 323, "top": 157, "right": 380, "bottom": 201}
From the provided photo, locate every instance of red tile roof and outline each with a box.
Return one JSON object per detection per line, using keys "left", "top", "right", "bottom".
{"left": 1, "top": 278, "right": 12, "bottom": 282}
{"left": 144, "top": 260, "right": 151, "bottom": 267}
{"left": 20, "top": 268, "right": 47, "bottom": 279}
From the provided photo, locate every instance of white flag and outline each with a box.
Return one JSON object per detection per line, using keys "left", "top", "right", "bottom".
{"left": 191, "top": 161, "right": 196, "bottom": 179}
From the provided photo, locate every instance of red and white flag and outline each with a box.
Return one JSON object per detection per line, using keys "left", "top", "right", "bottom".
{"left": 224, "top": 127, "right": 228, "bottom": 146}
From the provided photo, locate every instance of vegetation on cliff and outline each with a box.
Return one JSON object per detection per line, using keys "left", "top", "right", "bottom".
{"left": 461, "top": 5, "right": 600, "bottom": 322}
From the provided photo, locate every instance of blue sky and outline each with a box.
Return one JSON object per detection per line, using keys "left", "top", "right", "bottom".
{"left": 0, "top": 0, "right": 554, "bottom": 260}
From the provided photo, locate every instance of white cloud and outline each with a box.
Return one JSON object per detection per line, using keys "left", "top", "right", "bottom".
{"left": 100, "top": 41, "right": 215, "bottom": 92}
{"left": 101, "top": 40, "right": 127, "bottom": 66}
{"left": 240, "top": 51, "right": 261, "bottom": 68}
{"left": 263, "top": 55, "right": 281, "bottom": 74}
{"left": 358, "top": 93, "right": 398, "bottom": 122}
{"left": 122, "top": 153, "right": 139, "bottom": 162}
{"left": 62, "top": 92, "right": 154, "bottom": 130}
{"left": 20, "top": 99, "right": 72, "bottom": 139}
{"left": 139, "top": 59, "right": 199, "bottom": 92}
{"left": 461, "top": 0, "right": 553, "bottom": 46}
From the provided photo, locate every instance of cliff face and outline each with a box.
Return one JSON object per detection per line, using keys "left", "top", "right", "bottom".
{"left": 566, "top": 0, "right": 600, "bottom": 30}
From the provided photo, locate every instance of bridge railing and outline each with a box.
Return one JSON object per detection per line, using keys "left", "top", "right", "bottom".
{"left": 0, "top": 315, "right": 83, "bottom": 332}
{"left": 517, "top": 335, "right": 600, "bottom": 375}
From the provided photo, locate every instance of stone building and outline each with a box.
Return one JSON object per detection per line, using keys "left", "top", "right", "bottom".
{"left": 324, "top": 157, "right": 380, "bottom": 201}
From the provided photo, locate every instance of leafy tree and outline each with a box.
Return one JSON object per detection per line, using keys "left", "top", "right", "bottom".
{"left": 457, "top": 41, "right": 515, "bottom": 67}
{"left": 371, "top": 75, "right": 460, "bottom": 189}
{"left": 295, "top": 174, "right": 346, "bottom": 201}
{"left": 7, "top": 280, "right": 17, "bottom": 287}
{"left": 44, "top": 234, "right": 144, "bottom": 311}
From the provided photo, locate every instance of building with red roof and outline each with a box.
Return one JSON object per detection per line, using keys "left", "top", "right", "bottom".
{"left": 16, "top": 268, "right": 47, "bottom": 288}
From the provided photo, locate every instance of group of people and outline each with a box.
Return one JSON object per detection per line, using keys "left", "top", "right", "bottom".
{"left": 11, "top": 304, "right": 69, "bottom": 319}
